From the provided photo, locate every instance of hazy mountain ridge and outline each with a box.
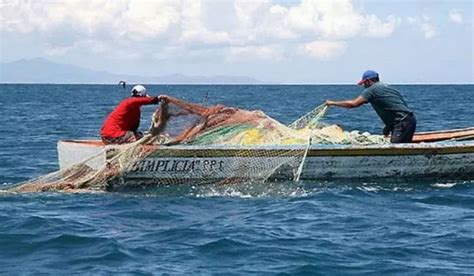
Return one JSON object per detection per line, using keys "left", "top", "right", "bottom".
{"left": 0, "top": 58, "right": 264, "bottom": 84}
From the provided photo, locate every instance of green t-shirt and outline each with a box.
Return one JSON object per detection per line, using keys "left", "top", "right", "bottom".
{"left": 361, "top": 82, "right": 412, "bottom": 128}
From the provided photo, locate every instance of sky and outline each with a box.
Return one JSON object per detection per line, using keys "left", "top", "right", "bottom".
{"left": 0, "top": 0, "right": 473, "bottom": 83}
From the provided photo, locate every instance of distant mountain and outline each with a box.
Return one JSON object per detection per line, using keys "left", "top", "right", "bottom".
{"left": 0, "top": 58, "right": 264, "bottom": 84}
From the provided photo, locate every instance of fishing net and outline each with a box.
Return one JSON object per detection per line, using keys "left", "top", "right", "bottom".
{"left": 5, "top": 95, "right": 386, "bottom": 193}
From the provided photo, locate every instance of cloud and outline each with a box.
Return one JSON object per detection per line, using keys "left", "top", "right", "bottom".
{"left": 420, "top": 16, "right": 436, "bottom": 39}
{"left": 227, "top": 45, "right": 284, "bottom": 61}
{"left": 421, "top": 23, "right": 436, "bottom": 39}
{"left": 2, "top": 0, "right": 181, "bottom": 39}
{"left": 406, "top": 17, "right": 417, "bottom": 24}
{"left": 179, "top": 0, "right": 233, "bottom": 45}
{"left": 449, "top": 10, "right": 463, "bottom": 24}
{"left": 1, "top": 0, "right": 400, "bottom": 61}
{"left": 300, "top": 40, "right": 347, "bottom": 60}
{"left": 364, "top": 15, "right": 401, "bottom": 38}
{"left": 405, "top": 15, "right": 440, "bottom": 39}
{"left": 277, "top": 0, "right": 400, "bottom": 39}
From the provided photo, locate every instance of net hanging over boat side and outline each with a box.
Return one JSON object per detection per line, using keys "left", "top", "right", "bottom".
{"left": 125, "top": 95, "right": 318, "bottom": 187}
{"left": 6, "top": 95, "right": 386, "bottom": 192}
{"left": 7, "top": 138, "right": 158, "bottom": 192}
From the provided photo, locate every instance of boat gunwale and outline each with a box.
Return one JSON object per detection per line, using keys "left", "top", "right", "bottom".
{"left": 59, "top": 140, "right": 474, "bottom": 157}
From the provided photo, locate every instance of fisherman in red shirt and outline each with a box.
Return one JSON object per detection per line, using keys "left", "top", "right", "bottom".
{"left": 101, "top": 84, "right": 159, "bottom": 145}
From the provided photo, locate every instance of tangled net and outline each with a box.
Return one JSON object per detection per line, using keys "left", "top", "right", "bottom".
{"left": 5, "top": 95, "right": 386, "bottom": 193}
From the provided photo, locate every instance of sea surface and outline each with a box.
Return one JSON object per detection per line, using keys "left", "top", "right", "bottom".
{"left": 0, "top": 84, "right": 473, "bottom": 274}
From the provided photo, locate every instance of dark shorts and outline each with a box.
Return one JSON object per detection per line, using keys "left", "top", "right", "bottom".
{"left": 391, "top": 113, "right": 417, "bottom": 143}
{"left": 101, "top": 131, "right": 143, "bottom": 145}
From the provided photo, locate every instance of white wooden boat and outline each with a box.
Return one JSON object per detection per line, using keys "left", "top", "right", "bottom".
{"left": 58, "top": 128, "right": 474, "bottom": 188}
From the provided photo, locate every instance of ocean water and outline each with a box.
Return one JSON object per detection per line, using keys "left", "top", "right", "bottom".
{"left": 0, "top": 84, "right": 473, "bottom": 274}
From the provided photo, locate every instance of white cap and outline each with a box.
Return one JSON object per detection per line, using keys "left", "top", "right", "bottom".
{"left": 131, "top": 84, "right": 147, "bottom": 96}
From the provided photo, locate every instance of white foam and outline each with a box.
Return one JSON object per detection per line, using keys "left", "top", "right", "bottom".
{"left": 431, "top": 182, "right": 457, "bottom": 188}
{"left": 357, "top": 186, "right": 380, "bottom": 192}
{"left": 192, "top": 182, "right": 315, "bottom": 198}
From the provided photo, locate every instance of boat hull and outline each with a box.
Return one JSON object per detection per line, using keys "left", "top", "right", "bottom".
{"left": 58, "top": 140, "right": 474, "bottom": 186}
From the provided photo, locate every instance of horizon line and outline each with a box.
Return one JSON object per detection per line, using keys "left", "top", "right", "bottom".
{"left": 1, "top": 82, "right": 473, "bottom": 85}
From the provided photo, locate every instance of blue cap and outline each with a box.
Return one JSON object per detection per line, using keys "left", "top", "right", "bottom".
{"left": 357, "top": 70, "right": 379, "bottom": 85}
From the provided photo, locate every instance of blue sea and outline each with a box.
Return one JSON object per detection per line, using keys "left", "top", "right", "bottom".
{"left": 0, "top": 84, "right": 473, "bottom": 274}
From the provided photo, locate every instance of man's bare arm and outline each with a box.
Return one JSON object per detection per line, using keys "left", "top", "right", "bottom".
{"left": 325, "top": 96, "right": 368, "bottom": 109}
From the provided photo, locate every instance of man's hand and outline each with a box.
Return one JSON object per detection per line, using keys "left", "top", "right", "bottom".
{"left": 158, "top": 95, "right": 168, "bottom": 102}
{"left": 325, "top": 100, "right": 335, "bottom": 106}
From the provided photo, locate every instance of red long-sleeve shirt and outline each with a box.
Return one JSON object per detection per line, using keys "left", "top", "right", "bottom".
{"left": 100, "top": 96, "right": 158, "bottom": 138}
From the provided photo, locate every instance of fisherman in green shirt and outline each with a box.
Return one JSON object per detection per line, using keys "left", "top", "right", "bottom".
{"left": 325, "top": 70, "right": 417, "bottom": 143}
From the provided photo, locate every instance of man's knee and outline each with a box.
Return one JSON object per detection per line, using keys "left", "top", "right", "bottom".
{"left": 101, "top": 131, "right": 137, "bottom": 145}
{"left": 390, "top": 116, "right": 416, "bottom": 143}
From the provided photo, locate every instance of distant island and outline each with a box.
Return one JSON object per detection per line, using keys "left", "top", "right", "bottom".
{"left": 0, "top": 58, "right": 265, "bottom": 84}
